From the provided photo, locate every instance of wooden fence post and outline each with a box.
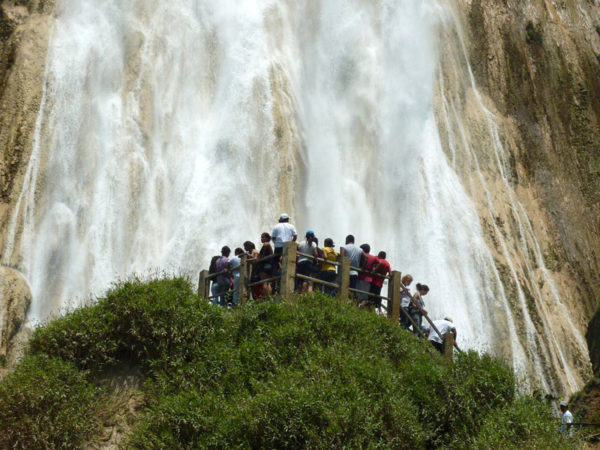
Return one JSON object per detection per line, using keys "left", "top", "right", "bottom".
{"left": 238, "top": 258, "right": 248, "bottom": 304}
{"left": 198, "top": 270, "right": 209, "bottom": 299}
{"left": 337, "top": 256, "right": 350, "bottom": 300}
{"left": 280, "top": 241, "right": 297, "bottom": 297}
{"left": 443, "top": 332, "right": 454, "bottom": 363}
{"left": 389, "top": 271, "right": 402, "bottom": 322}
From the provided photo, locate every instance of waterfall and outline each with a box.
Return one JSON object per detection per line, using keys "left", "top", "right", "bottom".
{"left": 1, "top": 0, "right": 590, "bottom": 392}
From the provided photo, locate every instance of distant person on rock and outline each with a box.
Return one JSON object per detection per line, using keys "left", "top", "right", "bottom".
{"left": 399, "top": 274, "right": 414, "bottom": 328}
{"left": 258, "top": 232, "right": 274, "bottom": 297}
{"left": 215, "top": 246, "right": 231, "bottom": 306}
{"left": 272, "top": 213, "right": 298, "bottom": 277}
{"left": 297, "top": 230, "right": 318, "bottom": 294}
{"left": 227, "top": 248, "right": 245, "bottom": 306}
{"left": 370, "top": 251, "right": 391, "bottom": 312}
{"left": 357, "top": 243, "right": 378, "bottom": 305}
{"left": 340, "top": 235, "right": 363, "bottom": 294}
{"left": 559, "top": 401, "right": 573, "bottom": 436}
{"left": 320, "top": 238, "right": 338, "bottom": 296}
{"left": 427, "top": 317, "right": 456, "bottom": 354}
{"left": 409, "top": 283, "right": 429, "bottom": 336}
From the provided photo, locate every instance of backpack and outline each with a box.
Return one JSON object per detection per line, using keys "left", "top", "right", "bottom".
{"left": 208, "top": 255, "right": 220, "bottom": 274}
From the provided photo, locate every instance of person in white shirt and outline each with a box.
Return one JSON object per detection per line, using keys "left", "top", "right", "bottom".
{"left": 271, "top": 213, "right": 298, "bottom": 281}
{"left": 297, "top": 230, "right": 318, "bottom": 293}
{"left": 427, "top": 317, "right": 456, "bottom": 354}
{"left": 559, "top": 401, "right": 573, "bottom": 436}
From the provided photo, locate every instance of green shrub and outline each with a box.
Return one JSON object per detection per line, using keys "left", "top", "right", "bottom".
{"left": 0, "top": 354, "right": 100, "bottom": 448}
{"left": 29, "top": 277, "right": 226, "bottom": 372}
{"left": 467, "top": 397, "right": 579, "bottom": 449}
{"left": 14, "top": 279, "right": 572, "bottom": 448}
{"left": 526, "top": 22, "right": 543, "bottom": 45}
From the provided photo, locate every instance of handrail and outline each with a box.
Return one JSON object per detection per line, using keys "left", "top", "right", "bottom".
{"left": 199, "top": 241, "right": 461, "bottom": 359}
{"left": 295, "top": 273, "right": 340, "bottom": 290}
{"left": 296, "top": 251, "right": 341, "bottom": 267}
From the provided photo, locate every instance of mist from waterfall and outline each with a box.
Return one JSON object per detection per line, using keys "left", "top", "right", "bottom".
{"left": 1, "top": 0, "right": 589, "bottom": 392}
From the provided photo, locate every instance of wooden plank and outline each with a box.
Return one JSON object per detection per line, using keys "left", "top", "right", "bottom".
{"left": 443, "top": 331, "right": 454, "bottom": 363}
{"left": 238, "top": 258, "right": 248, "bottom": 304}
{"left": 280, "top": 241, "right": 297, "bottom": 297}
{"left": 337, "top": 256, "right": 350, "bottom": 300}
{"left": 389, "top": 271, "right": 402, "bottom": 321}
{"left": 198, "top": 270, "right": 209, "bottom": 299}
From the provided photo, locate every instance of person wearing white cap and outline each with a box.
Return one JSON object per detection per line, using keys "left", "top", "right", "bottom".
{"left": 271, "top": 214, "right": 298, "bottom": 276}
{"left": 559, "top": 401, "right": 573, "bottom": 436}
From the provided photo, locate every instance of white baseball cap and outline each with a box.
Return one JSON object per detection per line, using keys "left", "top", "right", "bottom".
{"left": 279, "top": 213, "right": 290, "bottom": 220}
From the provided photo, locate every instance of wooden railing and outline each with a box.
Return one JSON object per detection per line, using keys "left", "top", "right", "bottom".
{"left": 198, "top": 241, "right": 460, "bottom": 360}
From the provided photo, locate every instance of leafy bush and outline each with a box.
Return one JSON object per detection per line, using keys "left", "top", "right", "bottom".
{"left": 0, "top": 354, "right": 100, "bottom": 448}
{"left": 29, "top": 277, "right": 225, "bottom": 372}
{"left": 2, "top": 278, "right": 573, "bottom": 448}
{"left": 467, "top": 397, "right": 579, "bottom": 449}
{"left": 526, "top": 21, "right": 543, "bottom": 45}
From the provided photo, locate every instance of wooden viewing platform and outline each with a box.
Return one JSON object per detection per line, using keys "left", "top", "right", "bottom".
{"left": 198, "top": 241, "right": 460, "bottom": 361}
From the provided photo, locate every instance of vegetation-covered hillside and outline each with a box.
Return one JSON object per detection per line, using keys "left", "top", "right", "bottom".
{"left": 0, "top": 277, "right": 578, "bottom": 448}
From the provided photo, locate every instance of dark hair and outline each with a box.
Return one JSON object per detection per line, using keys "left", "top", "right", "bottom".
{"left": 221, "top": 246, "right": 231, "bottom": 256}
{"left": 416, "top": 283, "right": 429, "bottom": 294}
{"left": 243, "top": 241, "right": 255, "bottom": 251}
{"left": 235, "top": 247, "right": 245, "bottom": 256}
{"left": 313, "top": 237, "right": 319, "bottom": 246}
{"left": 324, "top": 238, "right": 333, "bottom": 247}
{"left": 360, "top": 243, "right": 370, "bottom": 254}
{"left": 346, "top": 234, "right": 355, "bottom": 244}
{"left": 378, "top": 251, "right": 386, "bottom": 259}
{"left": 261, "top": 232, "right": 271, "bottom": 242}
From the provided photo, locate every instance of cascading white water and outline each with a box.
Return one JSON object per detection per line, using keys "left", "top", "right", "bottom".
{"left": 1, "top": 0, "right": 589, "bottom": 392}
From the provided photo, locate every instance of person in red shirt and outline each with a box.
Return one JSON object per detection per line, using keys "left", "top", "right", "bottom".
{"left": 356, "top": 244, "right": 379, "bottom": 306}
{"left": 371, "top": 251, "right": 391, "bottom": 312}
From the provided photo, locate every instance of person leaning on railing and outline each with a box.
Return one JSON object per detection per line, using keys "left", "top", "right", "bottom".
{"left": 370, "top": 251, "right": 391, "bottom": 312}
{"left": 320, "top": 238, "right": 338, "bottom": 296}
{"left": 409, "top": 283, "right": 429, "bottom": 336}
{"left": 427, "top": 317, "right": 456, "bottom": 353}
{"left": 340, "top": 234, "right": 363, "bottom": 293}
{"left": 399, "top": 274, "right": 414, "bottom": 328}
{"left": 244, "top": 240, "right": 261, "bottom": 298}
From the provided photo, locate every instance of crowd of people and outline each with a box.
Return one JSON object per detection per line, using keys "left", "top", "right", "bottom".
{"left": 207, "top": 213, "right": 456, "bottom": 353}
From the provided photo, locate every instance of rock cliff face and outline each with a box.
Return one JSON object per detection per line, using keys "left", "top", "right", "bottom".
{"left": 0, "top": 0, "right": 599, "bottom": 388}
{"left": 450, "top": 0, "right": 600, "bottom": 373}
{"left": 0, "top": 0, "right": 53, "bottom": 246}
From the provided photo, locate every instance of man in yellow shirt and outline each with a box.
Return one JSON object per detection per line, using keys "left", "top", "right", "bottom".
{"left": 320, "top": 238, "right": 338, "bottom": 296}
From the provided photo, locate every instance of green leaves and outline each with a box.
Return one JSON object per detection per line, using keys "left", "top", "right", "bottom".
{"left": 0, "top": 278, "right": 577, "bottom": 448}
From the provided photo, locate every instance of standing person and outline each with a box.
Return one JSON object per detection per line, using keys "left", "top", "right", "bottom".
{"left": 399, "top": 274, "right": 414, "bottom": 328}
{"left": 271, "top": 214, "right": 298, "bottom": 288}
{"left": 271, "top": 213, "right": 298, "bottom": 259}
{"left": 340, "top": 235, "right": 363, "bottom": 294}
{"left": 215, "top": 246, "right": 232, "bottom": 306}
{"left": 320, "top": 238, "right": 338, "bottom": 296}
{"left": 208, "top": 254, "right": 221, "bottom": 302}
{"left": 370, "top": 251, "right": 391, "bottom": 312}
{"left": 297, "top": 230, "right": 318, "bottom": 294}
{"left": 409, "top": 283, "right": 429, "bottom": 336}
{"left": 357, "top": 243, "right": 378, "bottom": 305}
{"left": 244, "top": 241, "right": 260, "bottom": 299}
{"left": 258, "top": 232, "right": 274, "bottom": 297}
{"left": 427, "top": 317, "right": 456, "bottom": 354}
{"left": 227, "top": 248, "right": 245, "bottom": 306}
{"left": 559, "top": 401, "right": 574, "bottom": 436}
